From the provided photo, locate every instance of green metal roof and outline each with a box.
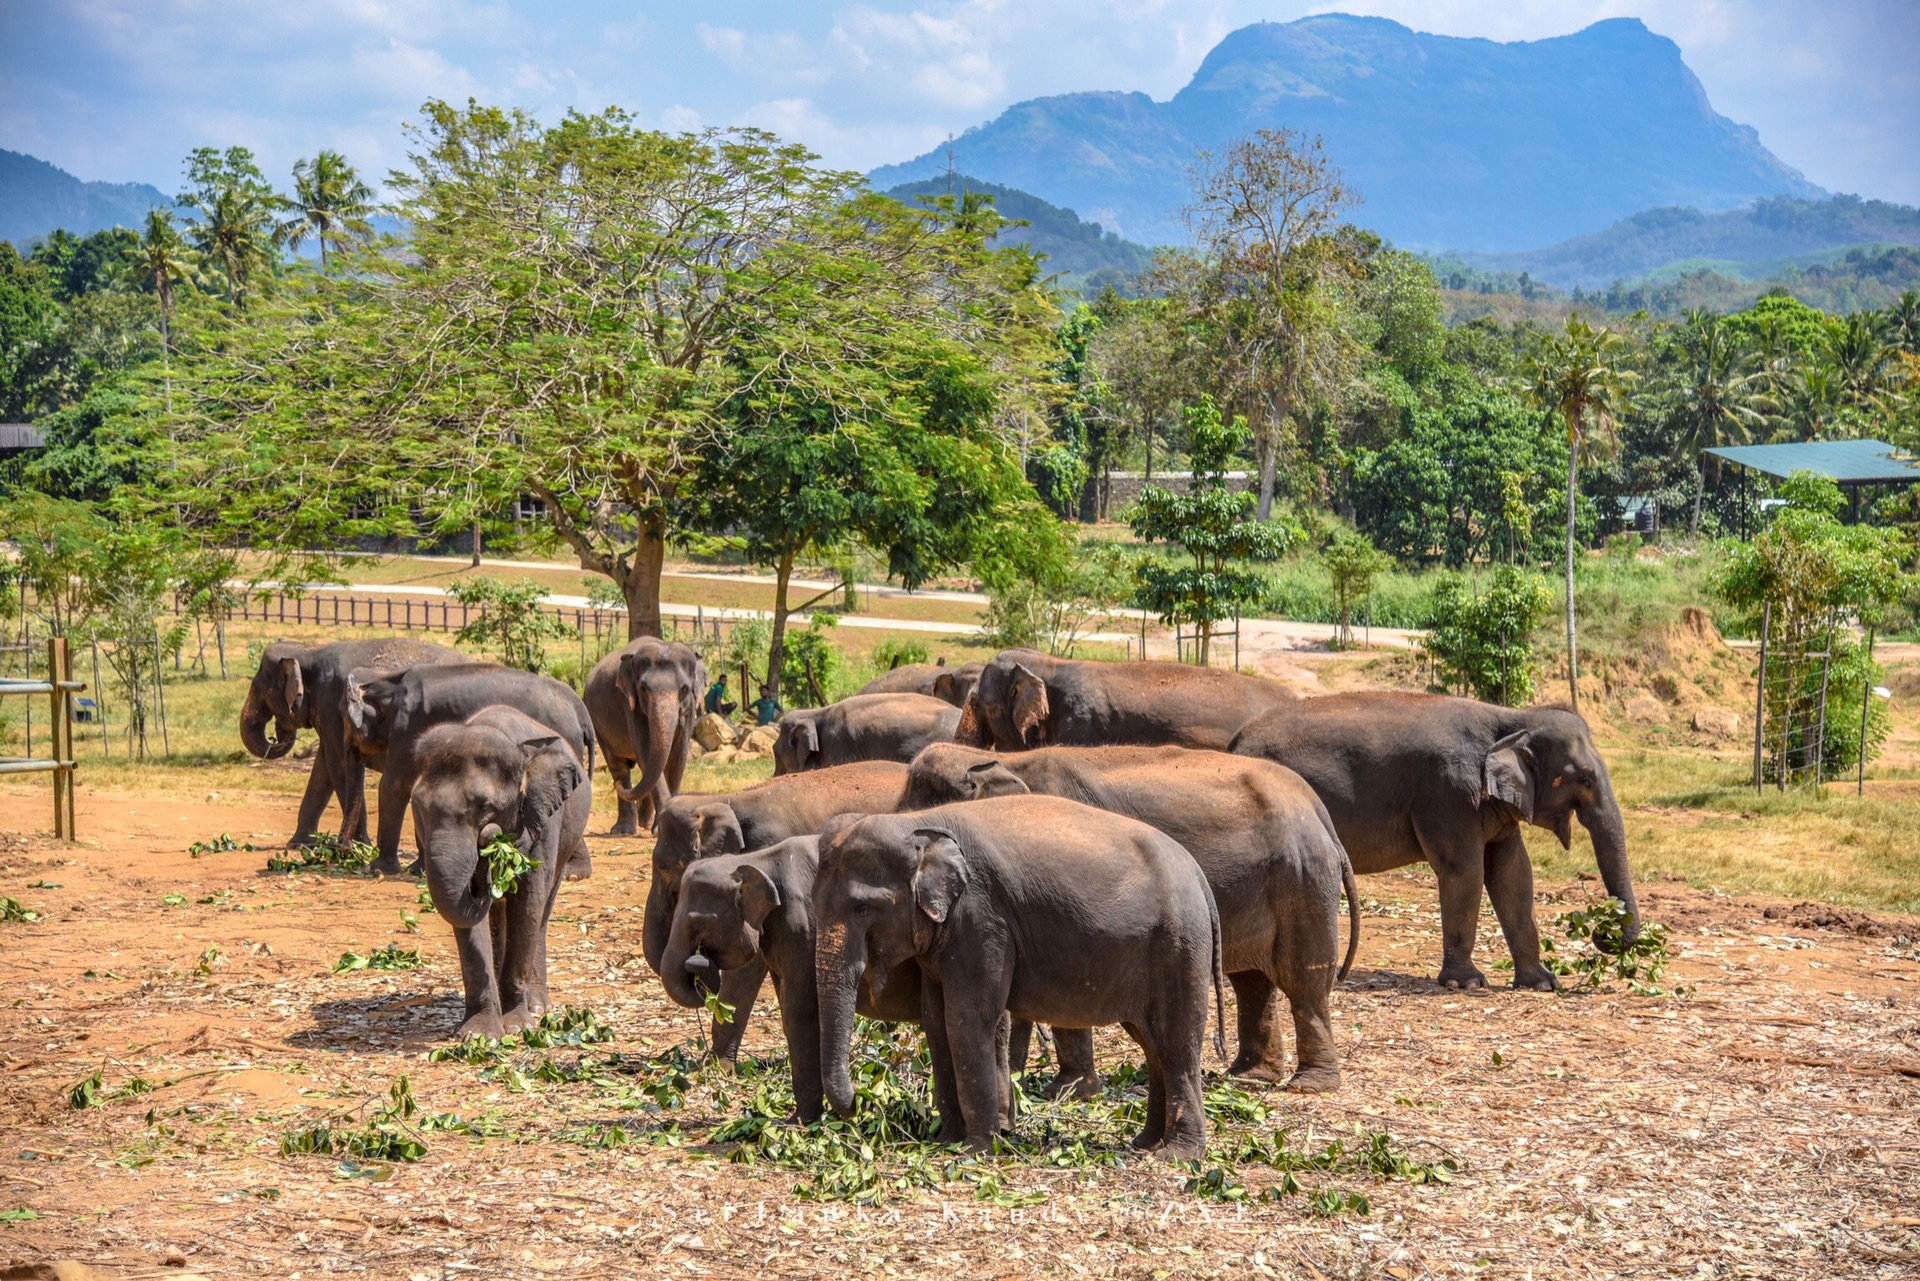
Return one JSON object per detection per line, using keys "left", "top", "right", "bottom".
{"left": 1704, "top": 439, "right": 1920, "bottom": 484}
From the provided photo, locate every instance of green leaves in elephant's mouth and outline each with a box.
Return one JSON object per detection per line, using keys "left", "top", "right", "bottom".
{"left": 482, "top": 834, "right": 537, "bottom": 900}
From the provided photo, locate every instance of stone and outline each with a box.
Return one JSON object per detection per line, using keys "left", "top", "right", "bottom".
{"left": 742, "top": 724, "right": 779, "bottom": 754}
{"left": 686, "top": 739, "right": 706, "bottom": 760}
{"left": 706, "top": 746, "right": 739, "bottom": 765}
{"left": 1692, "top": 707, "right": 1741, "bottom": 738}
{"left": 1625, "top": 694, "right": 1668, "bottom": 725}
{"left": 692, "top": 712, "right": 737, "bottom": 752}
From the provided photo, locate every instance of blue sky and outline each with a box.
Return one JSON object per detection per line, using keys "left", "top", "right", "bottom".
{"left": 3, "top": 1, "right": 1915, "bottom": 205}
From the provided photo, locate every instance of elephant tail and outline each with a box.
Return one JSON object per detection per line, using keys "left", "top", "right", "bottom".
{"left": 1338, "top": 843, "right": 1361, "bottom": 983}
{"left": 1201, "top": 874, "right": 1227, "bottom": 1065}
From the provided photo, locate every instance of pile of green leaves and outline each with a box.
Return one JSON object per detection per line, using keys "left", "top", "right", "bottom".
{"left": 332, "top": 943, "right": 423, "bottom": 974}
{"left": 280, "top": 1077, "right": 433, "bottom": 1164}
{"left": 481, "top": 832, "right": 535, "bottom": 900}
{"left": 1542, "top": 898, "right": 1686, "bottom": 995}
{"left": 0, "top": 897, "right": 40, "bottom": 923}
{"left": 265, "top": 832, "right": 380, "bottom": 875}
{"left": 187, "top": 832, "right": 253, "bottom": 858}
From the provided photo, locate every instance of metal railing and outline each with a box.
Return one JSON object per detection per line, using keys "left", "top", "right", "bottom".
{"left": 0, "top": 638, "right": 81, "bottom": 838}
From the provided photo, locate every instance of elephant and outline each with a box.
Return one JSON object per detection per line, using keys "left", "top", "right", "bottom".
{"left": 859, "top": 661, "right": 984, "bottom": 707}
{"left": 341, "top": 662, "right": 596, "bottom": 877}
{"left": 956, "top": 648, "right": 1292, "bottom": 753}
{"left": 772, "top": 692, "right": 962, "bottom": 775}
{"left": 642, "top": 760, "right": 915, "bottom": 1063}
{"left": 239, "top": 639, "right": 465, "bottom": 846}
{"left": 1230, "top": 693, "right": 1639, "bottom": 991}
{"left": 658, "top": 837, "right": 927, "bottom": 1123}
{"left": 814, "top": 796, "right": 1226, "bottom": 1157}
{"left": 409, "top": 705, "right": 590, "bottom": 1038}
{"left": 906, "top": 742, "right": 1358, "bottom": 1093}
{"left": 585, "top": 638, "right": 705, "bottom": 835}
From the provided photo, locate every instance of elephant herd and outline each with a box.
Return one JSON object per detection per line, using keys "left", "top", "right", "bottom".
{"left": 242, "top": 636, "right": 1639, "bottom": 1159}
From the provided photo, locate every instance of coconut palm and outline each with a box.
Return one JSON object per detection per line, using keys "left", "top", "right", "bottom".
{"left": 1886, "top": 290, "right": 1920, "bottom": 355}
{"left": 1526, "top": 315, "right": 1636, "bottom": 711}
{"left": 178, "top": 146, "right": 278, "bottom": 306}
{"left": 277, "top": 151, "right": 375, "bottom": 272}
{"left": 1819, "top": 311, "right": 1898, "bottom": 415}
{"left": 132, "top": 208, "right": 194, "bottom": 413}
{"left": 1665, "top": 310, "right": 1768, "bottom": 534}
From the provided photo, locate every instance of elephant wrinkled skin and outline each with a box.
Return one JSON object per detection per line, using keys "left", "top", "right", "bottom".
{"left": 585, "top": 638, "right": 704, "bottom": 835}
{"left": 859, "top": 661, "right": 983, "bottom": 707}
{"left": 772, "top": 692, "right": 961, "bottom": 775}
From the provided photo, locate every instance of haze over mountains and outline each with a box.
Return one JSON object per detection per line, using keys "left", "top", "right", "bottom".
{"left": 0, "top": 149, "right": 171, "bottom": 248}
{"left": 872, "top": 14, "right": 1824, "bottom": 254}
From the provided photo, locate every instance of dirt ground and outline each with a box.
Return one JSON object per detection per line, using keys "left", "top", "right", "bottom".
{"left": 2, "top": 764, "right": 1917, "bottom": 1281}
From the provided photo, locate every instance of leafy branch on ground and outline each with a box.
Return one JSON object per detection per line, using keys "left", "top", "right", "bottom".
{"left": 331, "top": 943, "right": 423, "bottom": 974}
{"left": 187, "top": 832, "right": 254, "bottom": 857}
{"left": 1541, "top": 898, "right": 1689, "bottom": 995}
{"left": 265, "top": 832, "right": 380, "bottom": 875}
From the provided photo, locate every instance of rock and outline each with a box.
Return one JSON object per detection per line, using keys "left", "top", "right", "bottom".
{"left": 742, "top": 724, "right": 779, "bottom": 754}
{"left": 706, "top": 746, "right": 739, "bottom": 765}
{"left": 1692, "top": 707, "right": 1741, "bottom": 738}
{"left": 692, "top": 712, "right": 737, "bottom": 752}
{"left": 1625, "top": 694, "right": 1667, "bottom": 725}
{"left": 686, "top": 739, "right": 706, "bottom": 760}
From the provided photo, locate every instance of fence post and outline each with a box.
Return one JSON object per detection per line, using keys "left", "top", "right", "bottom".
{"left": 153, "top": 635, "right": 171, "bottom": 755}
{"left": 49, "top": 637, "right": 74, "bottom": 840}
{"left": 1859, "top": 626, "right": 1875, "bottom": 797}
{"left": 91, "top": 640, "right": 108, "bottom": 758}
{"left": 1751, "top": 601, "right": 1769, "bottom": 794}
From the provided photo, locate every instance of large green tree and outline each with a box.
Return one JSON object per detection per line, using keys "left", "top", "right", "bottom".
{"left": 1661, "top": 309, "right": 1768, "bottom": 534}
{"left": 278, "top": 150, "right": 375, "bottom": 271}
{"left": 178, "top": 146, "right": 280, "bottom": 306}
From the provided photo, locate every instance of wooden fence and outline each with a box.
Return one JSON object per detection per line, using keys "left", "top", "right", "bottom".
{"left": 0, "top": 638, "right": 81, "bottom": 839}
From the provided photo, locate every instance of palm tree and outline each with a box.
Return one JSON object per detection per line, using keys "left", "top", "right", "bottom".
{"left": 179, "top": 146, "right": 278, "bottom": 306}
{"left": 134, "top": 208, "right": 193, "bottom": 413}
{"left": 1526, "top": 315, "right": 1636, "bottom": 712}
{"left": 1820, "top": 311, "right": 1897, "bottom": 415}
{"left": 1666, "top": 310, "right": 1768, "bottom": 534}
{"left": 278, "top": 151, "right": 374, "bottom": 272}
{"left": 1778, "top": 365, "right": 1841, "bottom": 441}
{"left": 1887, "top": 290, "right": 1920, "bottom": 355}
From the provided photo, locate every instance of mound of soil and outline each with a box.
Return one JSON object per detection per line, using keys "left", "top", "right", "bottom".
{"left": 1762, "top": 901, "right": 1913, "bottom": 938}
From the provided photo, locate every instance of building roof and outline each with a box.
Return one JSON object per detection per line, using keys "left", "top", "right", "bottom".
{"left": 0, "top": 424, "right": 44, "bottom": 451}
{"left": 1703, "top": 439, "right": 1920, "bottom": 484}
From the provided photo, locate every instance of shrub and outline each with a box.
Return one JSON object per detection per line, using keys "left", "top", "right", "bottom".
{"left": 1424, "top": 564, "right": 1553, "bottom": 705}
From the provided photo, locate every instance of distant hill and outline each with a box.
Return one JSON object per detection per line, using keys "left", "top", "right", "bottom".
{"left": 871, "top": 14, "right": 1822, "bottom": 253}
{"left": 879, "top": 174, "right": 1155, "bottom": 294}
{"left": 1451, "top": 196, "right": 1920, "bottom": 290}
{"left": 0, "top": 149, "right": 171, "bottom": 248}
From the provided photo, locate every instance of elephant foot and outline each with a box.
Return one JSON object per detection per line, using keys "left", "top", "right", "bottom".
{"left": 499, "top": 1004, "right": 546, "bottom": 1035}
{"left": 1227, "top": 1054, "right": 1292, "bottom": 1085}
{"left": 456, "top": 1011, "right": 505, "bottom": 1040}
{"left": 1150, "top": 1136, "right": 1207, "bottom": 1163}
{"left": 933, "top": 1122, "right": 968, "bottom": 1146}
{"left": 1435, "top": 965, "right": 1488, "bottom": 990}
{"left": 607, "top": 819, "right": 640, "bottom": 837}
{"left": 1128, "top": 1127, "right": 1162, "bottom": 1152}
{"left": 1512, "top": 968, "right": 1560, "bottom": 992}
{"left": 1044, "top": 1069, "right": 1103, "bottom": 1101}
{"left": 373, "top": 853, "right": 408, "bottom": 878}
{"left": 1283, "top": 1064, "right": 1342, "bottom": 1094}
{"left": 564, "top": 859, "right": 593, "bottom": 883}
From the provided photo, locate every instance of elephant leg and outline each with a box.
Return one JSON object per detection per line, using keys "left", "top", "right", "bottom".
{"left": 1486, "top": 830, "right": 1557, "bottom": 991}
{"left": 1414, "top": 813, "right": 1492, "bottom": 989}
{"left": 1225, "top": 970, "right": 1290, "bottom": 1082}
{"left": 776, "top": 974, "right": 825, "bottom": 1125}
{"left": 335, "top": 747, "right": 371, "bottom": 846}
{"left": 709, "top": 957, "right": 767, "bottom": 1065}
{"left": 918, "top": 980, "right": 967, "bottom": 1145}
{"left": 1008, "top": 1018, "right": 1033, "bottom": 1079}
{"left": 1047, "top": 1027, "right": 1103, "bottom": 1100}
{"left": 373, "top": 767, "right": 411, "bottom": 876}
{"left": 1148, "top": 1021, "right": 1207, "bottom": 1161}
{"left": 452, "top": 919, "right": 504, "bottom": 1040}
{"left": 1122, "top": 1021, "right": 1165, "bottom": 1151}
{"left": 932, "top": 976, "right": 1012, "bottom": 1151}
{"left": 996, "top": 1012, "right": 1015, "bottom": 1132}
{"left": 288, "top": 758, "right": 332, "bottom": 848}
{"left": 607, "top": 757, "right": 641, "bottom": 837}
{"left": 564, "top": 838, "right": 592, "bottom": 883}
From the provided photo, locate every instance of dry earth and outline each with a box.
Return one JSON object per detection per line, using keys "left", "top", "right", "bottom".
{"left": 1, "top": 771, "right": 1917, "bottom": 1280}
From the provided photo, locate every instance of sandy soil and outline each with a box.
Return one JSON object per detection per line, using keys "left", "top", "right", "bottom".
{"left": 0, "top": 773, "right": 1917, "bottom": 1279}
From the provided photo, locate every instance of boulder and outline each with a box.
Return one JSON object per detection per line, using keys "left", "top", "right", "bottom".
{"left": 1693, "top": 707, "right": 1741, "bottom": 739}
{"left": 1625, "top": 694, "right": 1668, "bottom": 725}
{"left": 686, "top": 739, "right": 706, "bottom": 760}
{"left": 692, "top": 712, "right": 737, "bottom": 752}
{"left": 705, "top": 745, "right": 740, "bottom": 765}
{"left": 741, "top": 724, "right": 779, "bottom": 755}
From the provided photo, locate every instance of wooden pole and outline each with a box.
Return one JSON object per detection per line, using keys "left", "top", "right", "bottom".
{"left": 152, "top": 635, "right": 171, "bottom": 755}
{"left": 49, "top": 637, "right": 74, "bottom": 840}
{"left": 91, "top": 641, "right": 108, "bottom": 758}
{"left": 1751, "top": 601, "right": 1769, "bottom": 793}
{"left": 1859, "top": 626, "right": 1874, "bottom": 797}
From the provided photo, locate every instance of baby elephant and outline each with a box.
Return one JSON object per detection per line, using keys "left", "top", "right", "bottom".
{"left": 773, "top": 693, "right": 962, "bottom": 775}
{"left": 814, "top": 796, "right": 1225, "bottom": 1159}
{"left": 410, "top": 705, "right": 591, "bottom": 1039}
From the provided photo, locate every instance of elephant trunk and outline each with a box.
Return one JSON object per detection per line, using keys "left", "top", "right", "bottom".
{"left": 642, "top": 876, "right": 673, "bottom": 976}
{"left": 816, "top": 917, "right": 868, "bottom": 1118}
{"left": 1583, "top": 791, "right": 1640, "bottom": 952}
{"left": 616, "top": 688, "right": 680, "bottom": 805}
{"left": 422, "top": 829, "right": 491, "bottom": 930}
{"left": 658, "top": 911, "right": 708, "bottom": 1010}
{"left": 240, "top": 686, "right": 296, "bottom": 760}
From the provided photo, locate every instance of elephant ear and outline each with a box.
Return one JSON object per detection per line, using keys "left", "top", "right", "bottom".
{"left": 965, "top": 759, "right": 1028, "bottom": 800}
{"left": 910, "top": 831, "right": 969, "bottom": 926}
{"left": 952, "top": 694, "right": 988, "bottom": 747}
{"left": 519, "top": 737, "right": 584, "bottom": 838}
{"left": 1483, "top": 730, "right": 1536, "bottom": 820}
{"left": 793, "top": 718, "right": 819, "bottom": 768}
{"left": 342, "top": 674, "right": 378, "bottom": 746}
{"left": 280, "top": 657, "right": 307, "bottom": 722}
{"left": 694, "top": 805, "right": 745, "bottom": 857}
{"left": 614, "top": 657, "right": 637, "bottom": 708}
{"left": 1010, "top": 665, "right": 1049, "bottom": 747}
{"left": 734, "top": 863, "right": 782, "bottom": 931}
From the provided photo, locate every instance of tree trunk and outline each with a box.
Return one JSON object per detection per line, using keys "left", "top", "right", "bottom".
{"left": 1144, "top": 417, "right": 1153, "bottom": 481}
{"left": 621, "top": 515, "right": 668, "bottom": 640}
{"left": 471, "top": 518, "right": 481, "bottom": 568}
{"left": 1564, "top": 417, "right": 1581, "bottom": 712}
{"left": 1255, "top": 423, "right": 1278, "bottom": 523}
{"left": 1690, "top": 453, "right": 1706, "bottom": 537}
{"left": 765, "top": 551, "right": 795, "bottom": 703}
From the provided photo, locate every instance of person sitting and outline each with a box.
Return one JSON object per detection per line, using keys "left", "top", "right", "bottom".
{"left": 747, "top": 683, "right": 783, "bottom": 726}
{"left": 704, "top": 673, "right": 737, "bottom": 717}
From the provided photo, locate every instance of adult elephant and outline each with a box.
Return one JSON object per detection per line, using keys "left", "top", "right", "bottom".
{"left": 814, "top": 797, "right": 1225, "bottom": 1157}
{"left": 342, "top": 662, "right": 596, "bottom": 877}
{"left": 584, "top": 638, "right": 704, "bottom": 835}
{"left": 410, "top": 706, "right": 591, "bottom": 1038}
{"left": 907, "top": 742, "right": 1358, "bottom": 1093}
{"left": 642, "top": 761, "right": 914, "bottom": 1063}
{"left": 956, "top": 648, "right": 1291, "bottom": 752}
{"left": 1230, "top": 694, "right": 1638, "bottom": 991}
{"left": 859, "top": 661, "right": 983, "bottom": 707}
{"left": 772, "top": 693, "right": 961, "bottom": 775}
{"left": 239, "top": 639, "right": 464, "bottom": 847}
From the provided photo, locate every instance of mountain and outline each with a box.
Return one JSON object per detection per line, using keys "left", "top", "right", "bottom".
{"left": 1443, "top": 195, "right": 1920, "bottom": 290}
{"left": 870, "top": 14, "right": 1823, "bottom": 252}
{"left": 879, "top": 174, "right": 1155, "bottom": 293}
{"left": 0, "top": 150, "right": 171, "bottom": 248}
